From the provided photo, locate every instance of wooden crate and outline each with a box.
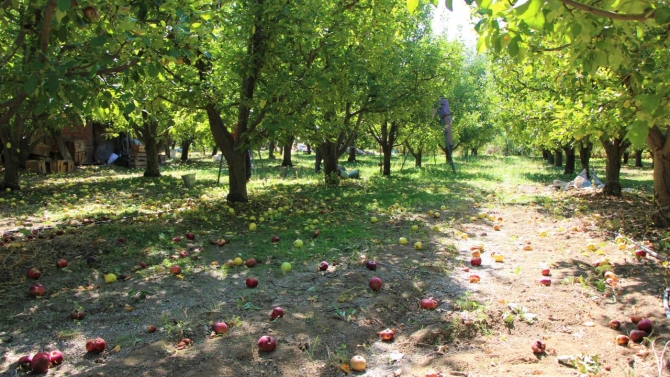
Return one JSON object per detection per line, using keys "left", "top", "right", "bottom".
{"left": 25, "top": 160, "right": 47, "bottom": 175}
{"left": 73, "top": 151, "right": 86, "bottom": 165}
{"left": 67, "top": 140, "right": 86, "bottom": 156}
{"left": 129, "top": 152, "right": 147, "bottom": 168}
{"left": 31, "top": 142, "right": 51, "bottom": 157}
{"left": 49, "top": 160, "right": 74, "bottom": 174}
{"left": 131, "top": 144, "right": 146, "bottom": 153}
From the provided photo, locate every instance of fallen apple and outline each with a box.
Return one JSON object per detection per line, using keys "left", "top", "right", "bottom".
{"left": 411, "top": 225, "right": 419, "bottom": 231}
{"left": 539, "top": 277, "right": 551, "bottom": 286}
{"left": 233, "top": 257, "right": 243, "bottom": 266}
{"left": 420, "top": 298, "right": 438, "bottom": 309}
{"left": 57, "top": 259, "right": 68, "bottom": 268}
{"left": 350, "top": 355, "right": 366, "bottom": 371}
{"left": 271, "top": 235, "right": 280, "bottom": 243}
{"left": 18, "top": 355, "right": 32, "bottom": 370}
{"left": 399, "top": 237, "right": 408, "bottom": 245}
{"left": 637, "top": 318, "right": 653, "bottom": 333}
{"left": 414, "top": 241, "right": 423, "bottom": 250}
{"left": 86, "top": 337, "right": 106, "bottom": 353}
{"left": 212, "top": 321, "right": 228, "bottom": 334}
{"left": 146, "top": 324, "right": 157, "bottom": 333}
{"left": 293, "top": 239, "right": 304, "bottom": 248}
{"left": 29, "top": 283, "right": 46, "bottom": 297}
{"left": 471, "top": 250, "right": 481, "bottom": 258}
{"left": 271, "top": 307, "right": 284, "bottom": 319}
{"left": 608, "top": 319, "right": 621, "bottom": 330}
{"left": 365, "top": 260, "right": 377, "bottom": 270}
{"left": 118, "top": 237, "right": 127, "bottom": 243}
{"left": 27, "top": 268, "right": 41, "bottom": 280}
{"left": 469, "top": 274, "right": 480, "bottom": 283}
{"left": 248, "top": 223, "right": 257, "bottom": 231}
{"left": 30, "top": 352, "right": 51, "bottom": 373}
{"left": 172, "top": 236, "right": 181, "bottom": 243}
{"left": 246, "top": 277, "right": 259, "bottom": 288}
{"left": 368, "top": 277, "right": 382, "bottom": 291}
{"left": 492, "top": 253, "right": 504, "bottom": 262}
{"left": 630, "top": 315, "right": 643, "bottom": 324}
{"left": 245, "top": 258, "right": 257, "bottom": 268}
{"left": 139, "top": 262, "right": 148, "bottom": 269}
{"left": 370, "top": 217, "right": 378, "bottom": 223}
{"left": 318, "top": 261, "right": 329, "bottom": 271}
{"left": 186, "top": 232, "right": 196, "bottom": 240}
{"left": 169, "top": 265, "right": 181, "bottom": 275}
{"left": 49, "top": 350, "right": 64, "bottom": 365}
{"left": 179, "top": 250, "right": 189, "bottom": 258}
{"left": 616, "top": 334, "right": 630, "bottom": 345}
{"left": 104, "top": 273, "right": 117, "bottom": 283}
{"left": 379, "top": 328, "right": 394, "bottom": 341}
{"left": 258, "top": 335, "right": 277, "bottom": 352}
{"left": 281, "top": 262, "right": 292, "bottom": 273}
{"left": 531, "top": 340, "right": 546, "bottom": 353}
{"left": 634, "top": 249, "right": 647, "bottom": 258}
{"left": 541, "top": 268, "right": 550, "bottom": 276}
{"left": 470, "top": 257, "right": 482, "bottom": 267}
{"left": 70, "top": 310, "right": 86, "bottom": 320}
{"left": 629, "top": 329, "right": 647, "bottom": 343}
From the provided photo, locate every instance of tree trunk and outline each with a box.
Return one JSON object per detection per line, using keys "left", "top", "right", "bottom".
{"left": 634, "top": 149, "right": 643, "bottom": 168}
{"left": 0, "top": 112, "right": 26, "bottom": 190}
{"left": 579, "top": 140, "right": 593, "bottom": 179}
{"left": 546, "top": 150, "right": 555, "bottom": 164}
{"left": 382, "top": 143, "right": 392, "bottom": 176}
{"left": 180, "top": 139, "right": 193, "bottom": 161}
{"left": 133, "top": 119, "right": 162, "bottom": 178}
{"left": 371, "top": 121, "right": 398, "bottom": 177}
{"left": 348, "top": 145, "right": 356, "bottom": 162}
{"left": 471, "top": 148, "right": 478, "bottom": 156}
{"left": 563, "top": 145, "right": 575, "bottom": 175}
{"left": 282, "top": 136, "right": 294, "bottom": 167}
{"left": 647, "top": 126, "right": 670, "bottom": 227}
{"left": 206, "top": 104, "right": 248, "bottom": 202}
{"left": 52, "top": 130, "right": 73, "bottom": 161}
{"left": 599, "top": 135, "right": 629, "bottom": 197}
{"left": 554, "top": 149, "right": 563, "bottom": 167}
{"left": 623, "top": 150, "right": 629, "bottom": 165}
{"left": 542, "top": 149, "right": 549, "bottom": 161}
{"left": 314, "top": 147, "right": 322, "bottom": 173}
{"left": 268, "top": 141, "right": 276, "bottom": 159}
{"left": 415, "top": 151, "right": 422, "bottom": 167}
{"left": 212, "top": 146, "right": 218, "bottom": 156}
{"left": 306, "top": 144, "right": 311, "bottom": 154}
{"left": 317, "top": 142, "right": 340, "bottom": 186}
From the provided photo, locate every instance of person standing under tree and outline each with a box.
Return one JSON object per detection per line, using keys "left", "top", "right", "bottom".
{"left": 438, "top": 95, "right": 453, "bottom": 149}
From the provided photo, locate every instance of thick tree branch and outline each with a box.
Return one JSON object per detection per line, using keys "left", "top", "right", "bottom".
{"left": 39, "top": 1, "right": 57, "bottom": 62}
{"left": 558, "top": 0, "right": 653, "bottom": 21}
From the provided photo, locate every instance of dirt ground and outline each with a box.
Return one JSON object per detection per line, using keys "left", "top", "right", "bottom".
{"left": 1, "top": 187, "right": 669, "bottom": 377}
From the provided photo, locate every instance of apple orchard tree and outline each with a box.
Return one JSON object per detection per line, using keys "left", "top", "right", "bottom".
{"left": 470, "top": 0, "right": 670, "bottom": 226}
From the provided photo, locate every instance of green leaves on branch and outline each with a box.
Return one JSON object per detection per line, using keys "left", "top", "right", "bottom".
{"left": 515, "top": 0, "right": 545, "bottom": 31}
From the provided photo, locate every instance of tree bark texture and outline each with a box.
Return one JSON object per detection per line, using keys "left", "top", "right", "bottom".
{"left": 133, "top": 119, "right": 162, "bottom": 178}
{"left": 268, "top": 141, "right": 276, "bottom": 159}
{"left": 547, "top": 150, "right": 555, "bottom": 165}
{"left": 563, "top": 145, "right": 575, "bottom": 175}
{"left": 579, "top": 140, "right": 593, "bottom": 179}
{"left": 180, "top": 139, "right": 193, "bottom": 161}
{"left": 646, "top": 126, "right": 670, "bottom": 227}
{"left": 554, "top": 149, "right": 563, "bottom": 167}
{"left": 599, "top": 135, "right": 630, "bottom": 197}
{"left": 634, "top": 149, "right": 643, "bottom": 167}
{"left": 348, "top": 144, "right": 356, "bottom": 162}
{"left": 206, "top": 104, "right": 248, "bottom": 202}
{"left": 282, "top": 136, "right": 294, "bottom": 167}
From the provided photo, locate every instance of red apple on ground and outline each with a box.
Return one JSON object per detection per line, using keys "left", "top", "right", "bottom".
{"left": 56, "top": 259, "right": 68, "bottom": 268}
{"left": 420, "top": 298, "right": 438, "bottom": 309}
{"left": 379, "top": 328, "right": 395, "bottom": 341}
{"left": 179, "top": 250, "right": 189, "bottom": 258}
{"left": 616, "top": 334, "right": 630, "bottom": 345}
{"left": 365, "top": 260, "right": 377, "bottom": 270}
{"left": 49, "top": 350, "right": 64, "bottom": 365}
{"left": 246, "top": 277, "right": 259, "bottom": 288}
{"left": 630, "top": 315, "right": 643, "bottom": 324}
{"left": 172, "top": 236, "right": 181, "bottom": 243}
{"left": 245, "top": 258, "right": 257, "bottom": 268}
{"left": 541, "top": 268, "right": 550, "bottom": 276}
{"left": 18, "top": 355, "right": 32, "bottom": 370}
{"left": 30, "top": 352, "right": 51, "bottom": 373}
{"left": 531, "top": 340, "right": 546, "bottom": 353}
{"left": 318, "top": 261, "right": 329, "bottom": 271}
{"left": 635, "top": 249, "right": 647, "bottom": 258}
{"left": 368, "top": 277, "right": 382, "bottom": 291}
{"left": 27, "top": 268, "right": 41, "bottom": 280}
{"left": 29, "top": 283, "right": 46, "bottom": 297}
{"left": 271, "top": 307, "right": 284, "bottom": 319}
{"left": 271, "top": 235, "right": 280, "bottom": 243}
{"left": 186, "top": 232, "right": 196, "bottom": 240}
{"left": 118, "top": 237, "right": 127, "bottom": 244}
{"left": 470, "top": 257, "right": 482, "bottom": 267}
{"left": 539, "top": 277, "right": 551, "bottom": 286}
{"left": 86, "top": 338, "right": 106, "bottom": 353}
{"left": 70, "top": 310, "right": 86, "bottom": 320}
{"left": 638, "top": 318, "right": 653, "bottom": 333}
{"left": 609, "top": 319, "right": 621, "bottom": 330}
{"left": 258, "top": 335, "right": 277, "bottom": 352}
{"left": 139, "top": 262, "right": 148, "bottom": 269}
{"left": 630, "top": 329, "right": 647, "bottom": 343}
{"left": 146, "top": 324, "right": 157, "bottom": 333}
{"left": 169, "top": 265, "right": 181, "bottom": 275}
{"left": 212, "top": 322, "right": 228, "bottom": 334}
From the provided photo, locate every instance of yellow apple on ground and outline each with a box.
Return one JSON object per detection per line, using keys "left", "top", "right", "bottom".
{"left": 399, "top": 237, "right": 408, "bottom": 245}
{"left": 370, "top": 217, "right": 378, "bottom": 223}
{"left": 411, "top": 225, "right": 419, "bottom": 231}
{"left": 248, "top": 223, "right": 257, "bottom": 231}
{"left": 104, "top": 273, "right": 117, "bottom": 283}
{"left": 414, "top": 241, "right": 423, "bottom": 250}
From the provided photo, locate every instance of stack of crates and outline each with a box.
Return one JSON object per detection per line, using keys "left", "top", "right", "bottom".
{"left": 129, "top": 145, "right": 147, "bottom": 168}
